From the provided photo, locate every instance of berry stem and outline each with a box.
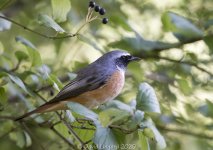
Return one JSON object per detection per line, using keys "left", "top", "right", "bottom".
{"left": 75, "top": 22, "right": 88, "bottom": 34}
{"left": 86, "top": 7, "right": 92, "bottom": 22}
{"left": 88, "top": 16, "right": 98, "bottom": 22}
{"left": 88, "top": 9, "right": 94, "bottom": 21}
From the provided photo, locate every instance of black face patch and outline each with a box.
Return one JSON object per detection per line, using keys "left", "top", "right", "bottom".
{"left": 115, "top": 55, "right": 132, "bottom": 69}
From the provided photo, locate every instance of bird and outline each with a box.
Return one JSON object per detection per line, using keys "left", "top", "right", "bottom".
{"left": 15, "top": 50, "right": 141, "bottom": 121}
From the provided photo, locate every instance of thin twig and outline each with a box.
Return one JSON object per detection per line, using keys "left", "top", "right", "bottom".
{"left": 60, "top": 116, "right": 85, "bottom": 146}
{"left": 0, "top": 127, "right": 17, "bottom": 140}
{"left": 10, "top": 61, "right": 21, "bottom": 72}
{"left": 0, "top": 0, "right": 12, "bottom": 10}
{"left": 109, "top": 125, "right": 138, "bottom": 134}
{"left": 51, "top": 127, "right": 77, "bottom": 150}
{"left": 70, "top": 125, "right": 95, "bottom": 130}
{"left": 143, "top": 34, "right": 212, "bottom": 52}
{"left": 33, "top": 92, "right": 84, "bottom": 149}
{"left": 158, "top": 125, "right": 213, "bottom": 140}
{"left": 0, "top": 115, "right": 15, "bottom": 120}
{"left": 21, "top": 122, "right": 45, "bottom": 150}
{"left": 157, "top": 56, "right": 213, "bottom": 76}
{"left": 0, "top": 15, "right": 77, "bottom": 39}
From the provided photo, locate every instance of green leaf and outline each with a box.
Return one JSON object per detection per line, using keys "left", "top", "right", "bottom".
{"left": 9, "top": 131, "right": 25, "bottom": 148}
{"left": 126, "top": 110, "right": 144, "bottom": 130}
{"left": 143, "top": 128, "right": 155, "bottom": 139}
{"left": 67, "top": 102, "right": 98, "bottom": 121}
{"left": 0, "top": 13, "right": 11, "bottom": 31}
{"left": 15, "top": 51, "right": 28, "bottom": 62}
{"left": 23, "top": 131, "right": 32, "bottom": 147}
{"left": 26, "top": 47, "right": 42, "bottom": 67}
{"left": 48, "top": 74, "right": 64, "bottom": 90}
{"left": 108, "top": 37, "right": 177, "bottom": 51}
{"left": 72, "top": 119, "right": 95, "bottom": 142}
{"left": 9, "top": 130, "right": 32, "bottom": 148}
{"left": 177, "top": 79, "right": 192, "bottom": 95}
{"left": 38, "top": 14, "right": 65, "bottom": 33}
{"left": 140, "top": 118, "right": 166, "bottom": 149}
{"left": 7, "top": 74, "right": 29, "bottom": 94}
{"left": 204, "top": 19, "right": 213, "bottom": 29}
{"left": 133, "top": 110, "right": 144, "bottom": 125}
{"left": 136, "top": 82, "right": 161, "bottom": 113}
{"left": 93, "top": 121, "right": 117, "bottom": 150}
{"left": 161, "top": 12, "right": 203, "bottom": 41}
{"left": 103, "top": 100, "right": 134, "bottom": 113}
{"left": 15, "top": 36, "right": 36, "bottom": 49}
{"left": 138, "top": 130, "right": 150, "bottom": 150}
{"left": 99, "top": 108, "right": 131, "bottom": 127}
{"left": 15, "top": 36, "right": 42, "bottom": 67}
{"left": 51, "top": 0, "right": 71, "bottom": 23}
{"left": 198, "top": 100, "right": 213, "bottom": 118}
{"left": 38, "top": 65, "right": 62, "bottom": 91}
{"left": 54, "top": 123, "right": 70, "bottom": 138}
{"left": 0, "top": 41, "right": 4, "bottom": 55}
{"left": 78, "top": 35, "right": 103, "bottom": 52}
{"left": 0, "top": 87, "right": 7, "bottom": 104}
{"left": 204, "top": 35, "right": 213, "bottom": 53}
{"left": 65, "top": 110, "right": 76, "bottom": 123}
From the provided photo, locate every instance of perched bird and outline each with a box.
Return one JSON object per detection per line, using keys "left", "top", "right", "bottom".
{"left": 15, "top": 50, "right": 141, "bottom": 121}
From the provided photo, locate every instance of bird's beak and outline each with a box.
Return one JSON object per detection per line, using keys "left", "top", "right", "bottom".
{"left": 130, "top": 56, "right": 141, "bottom": 61}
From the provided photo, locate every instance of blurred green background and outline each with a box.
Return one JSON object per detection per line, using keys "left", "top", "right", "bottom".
{"left": 0, "top": 0, "right": 213, "bottom": 150}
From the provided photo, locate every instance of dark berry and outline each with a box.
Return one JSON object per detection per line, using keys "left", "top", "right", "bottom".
{"left": 89, "top": 1, "right": 95, "bottom": 8}
{"left": 94, "top": 5, "right": 101, "bottom": 12}
{"left": 99, "top": 8, "right": 106, "bottom": 15}
{"left": 102, "top": 18, "right": 108, "bottom": 24}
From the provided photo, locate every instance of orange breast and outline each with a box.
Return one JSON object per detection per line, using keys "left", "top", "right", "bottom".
{"left": 67, "top": 70, "right": 125, "bottom": 108}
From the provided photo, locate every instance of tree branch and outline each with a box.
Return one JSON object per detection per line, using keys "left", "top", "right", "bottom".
{"left": 158, "top": 125, "right": 213, "bottom": 140}
{"left": 0, "top": 115, "right": 15, "bottom": 120}
{"left": 149, "top": 34, "right": 212, "bottom": 52}
{"left": 0, "top": 127, "right": 17, "bottom": 140}
{"left": 0, "top": 15, "right": 77, "bottom": 39}
{"left": 21, "top": 122, "right": 45, "bottom": 150}
{"left": 157, "top": 56, "right": 213, "bottom": 76}
{"left": 34, "top": 92, "right": 87, "bottom": 149}
{"left": 51, "top": 127, "right": 77, "bottom": 150}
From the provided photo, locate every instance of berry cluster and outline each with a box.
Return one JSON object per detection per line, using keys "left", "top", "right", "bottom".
{"left": 88, "top": 1, "right": 108, "bottom": 24}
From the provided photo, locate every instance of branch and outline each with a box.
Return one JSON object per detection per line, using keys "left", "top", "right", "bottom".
{"left": 51, "top": 127, "right": 77, "bottom": 150}
{"left": 34, "top": 92, "right": 87, "bottom": 149}
{"left": 0, "top": 115, "right": 15, "bottom": 120}
{"left": 150, "top": 34, "right": 212, "bottom": 52}
{"left": 140, "top": 55, "right": 213, "bottom": 77}
{"left": 0, "top": 127, "right": 17, "bottom": 140}
{"left": 157, "top": 56, "right": 213, "bottom": 76}
{"left": 109, "top": 125, "right": 138, "bottom": 134}
{"left": 0, "top": 15, "right": 77, "bottom": 39}
{"left": 59, "top": 115, "right": 85, "bottom": 146}
{"left": 21, "top": 122, "right": 45, "bottom": 150}
{"left": 158, "top": 125, "right": 213, "bottom": 140}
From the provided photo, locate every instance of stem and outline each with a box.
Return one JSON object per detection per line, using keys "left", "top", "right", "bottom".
{"left": 51, "top": 127, "right": 77, "bottom": 150}
{"left": 0, "top": 15, "right": 76, "bottom": 39}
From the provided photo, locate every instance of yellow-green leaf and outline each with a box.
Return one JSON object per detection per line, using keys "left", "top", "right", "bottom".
{"left": 51, "top": 0, "right": 71, "bottom": 23}
{"left": 38, "top": 14, "right": 65, "bottom": 33}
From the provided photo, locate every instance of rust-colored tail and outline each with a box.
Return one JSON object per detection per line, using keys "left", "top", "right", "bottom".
{"left": 14, "top": 103, "right": 54, "bottom": 121}
{"left": 14, "top": 102, "right": 65, "bottom": 121}
{"left": 14, "top": 109, "right": 38, "bottom": 121}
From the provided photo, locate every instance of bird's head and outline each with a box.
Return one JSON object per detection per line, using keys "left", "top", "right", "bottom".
{"left": 97, "top": 50, "right": 141, "bottom": 70}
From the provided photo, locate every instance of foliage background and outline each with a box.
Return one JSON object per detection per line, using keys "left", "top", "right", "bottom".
{"left": 0, "top": 0, "right": 213, "bottom": 150}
